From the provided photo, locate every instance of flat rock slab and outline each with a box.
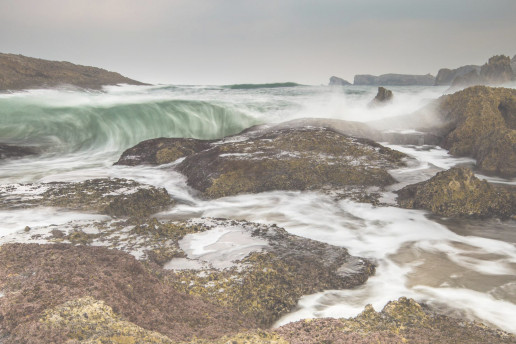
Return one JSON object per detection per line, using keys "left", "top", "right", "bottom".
{"left": 0, "top": 178, "right": 173, "bottom": 217}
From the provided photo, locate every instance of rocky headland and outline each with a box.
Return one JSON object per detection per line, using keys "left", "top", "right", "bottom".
{"left": 329, "top": 76, "right": 351, "bottom": 86}
{"left": 0, "top": 53, "right": 146, "bottom": 91}
{"left": 353, "top": 73, "right": 435, "bottom": 86}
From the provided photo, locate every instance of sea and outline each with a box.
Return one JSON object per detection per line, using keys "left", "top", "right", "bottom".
{"left": 1, "top": 82, "right": 516, "bottom": 332}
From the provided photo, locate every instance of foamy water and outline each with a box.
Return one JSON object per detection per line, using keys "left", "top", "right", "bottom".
{"left": 1, "top": 84, "right": 515, "bottom": 333}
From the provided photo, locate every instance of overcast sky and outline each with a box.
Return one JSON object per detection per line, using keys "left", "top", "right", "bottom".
{"left": 1, "top": 0, "right": 515, "bottom": 85}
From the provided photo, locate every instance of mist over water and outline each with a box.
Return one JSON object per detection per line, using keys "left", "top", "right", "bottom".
{"left": 1, "top": 84, "right": 516, "bottom": 333}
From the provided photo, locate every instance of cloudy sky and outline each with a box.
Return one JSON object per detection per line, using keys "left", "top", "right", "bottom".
{"left": 1, "top": 0, "right": 515, "bottom": 85}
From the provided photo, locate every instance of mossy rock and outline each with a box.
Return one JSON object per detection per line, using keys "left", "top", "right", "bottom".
{"left": 40, "top": 297, "right": 174, "bottom": 343}
{"left": 176, "top": 127, "right": 406, "bottom": 198}
{"left": 397, "top": 167, "right": 515, "bottom": 218}
{"left": 0, "top": 178, "right": 173, "bottom": 217}
{"left": 116, "top": 138, "right": 212, "bottom": 166}
{"left": 274, "top": 297, "right": 516, "bottom": 344}
{"left": 434, "top": 86, "right": 516, "bottom": 177}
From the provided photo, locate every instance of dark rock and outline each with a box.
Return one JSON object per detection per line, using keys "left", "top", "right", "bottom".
{"left": 433, "top": 86, "right": 516, "bottom": 177}
{"left": 273, "top": 297, "right": 516, "bottom": 344}
{"left": 174, "top": 126, "right": 407, "bottom": 198}
{"left": 0, "top": 53, "right": 147, "bottom": 91}
{"left": 369, "top": 87, "right": 393, "bottom": 106}
{"left": 329, "top": 76, "right": 351, "bottom": 86}
{"left": 116, "top": 137, "right": 213, "bottom": 166}
{"left": 354, "top": 73, "right": 435, "bottom": 86}
{"left": 397, "top": 167, "right": 515, "bottom": 218}
{"left": 0, "top": 144, "right": 37, "bottom": 160}
{"left": 0, "top": 178, "right": 173, "bottom": 217}
{"left": 480, "top": 55, "right": 513, "bottom": 85}
{"left": 0, "top": 243, "right": 253, "bottom": 343}
{"left": 434, "top": 65, "right": 480, "bottom": 86}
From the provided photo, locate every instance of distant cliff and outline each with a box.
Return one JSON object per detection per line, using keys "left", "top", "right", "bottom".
{"left": 434, "top": 65, "right": 480, "bottom": 85}
{"left": 353, "top": 73, "right": 435, "bottom": 86}
{"left": 0, "top": 53, "right": 147, "bottom": 91}
{"left": 329, "top": 76, "right": 351, "bottom": 86}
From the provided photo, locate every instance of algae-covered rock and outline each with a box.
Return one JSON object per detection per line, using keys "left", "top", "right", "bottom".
{"left": 0, "top": 178, "right": 173, "bottom": 217}
{"left": 116, "top": 137, "right": 212, "bottom": 166}
{"left": 274, "top": 297, "right": 516, "bottom": 344}
{"left": 0, "top": 243, "right": 252, "bottom": 343}
{"left": 397, "top": 167, "right": 515, "bottom": 218}
{"left": 40, "top": 297, "right": 174, "bottom": 343}
{"left": 432, "top": 86, "right": 516, "bottom": 177}
{"left": 175, "top": 126, "right": 406, "bottom": 198}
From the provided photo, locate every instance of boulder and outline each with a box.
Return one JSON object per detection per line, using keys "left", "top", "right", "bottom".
{"left": 354, "top": 73, "right": 435, "bottom": 86}
{"left": 0, "top": 53, "right": 147, "bottom": 91}
{"left": 433, "top": 86, "right": 516, "bottom": 177}
{"left": 0, "top": 178, "right": 173, "bottom": 217}
{"left": 369, "top": 86, "right": 393, "bottom": 106}
{"left": 174, "top": 126, "right": 407, "bottom": 198}
{"left": 434, "top": 65, "right": 480, "bottom": 86}
{"left": 329, "top": 76, "right": 351, "bottom": 86}
{"left": 397, "top": 167, "right": 515, "bottom": 218}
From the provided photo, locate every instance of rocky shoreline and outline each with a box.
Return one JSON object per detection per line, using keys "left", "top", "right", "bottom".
{"left": 1, "top": 84, "right": 516, "bottom": 343}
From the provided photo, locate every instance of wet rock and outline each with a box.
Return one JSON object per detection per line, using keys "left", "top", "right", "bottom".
{"left": 433, "top": 86, "right": 516, "bottom": 177}
{"left": 1, "top": 217, "right": 375, "bottom": 329}
{"left": 116, "top": 137, "right": 213, "bottom": 166}
{"left": 369, "top": 86, "right": 393, "bottom": 106}
{"left": 273, "top": 297, "right": 516, "bottom": 344}
{"left": 397, "top": 167, "right": 515, "bottom": 218}
{"left": 0, "top": 53, "right": 147, "bottom": 91}
{"left": 0, "top": 243, "right": 253, "bottom": 343}
{"left": 0, "top": 144, "right": 37, "bottom": 160}
{"left": 329, "top": 76, "right": 351, "bottom": 86}
{"left": 435, "top": 65, "right": 481, "bottom": 86}
{"left": 175, "top": 127, "right": 406, "bottom": 198}
{"left": 0, "top": 178, "right": 173, "bottom": 217}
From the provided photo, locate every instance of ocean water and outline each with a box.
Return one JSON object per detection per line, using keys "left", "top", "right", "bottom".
{"left": 1, "top": 83, "right": 516, "bottom": 332}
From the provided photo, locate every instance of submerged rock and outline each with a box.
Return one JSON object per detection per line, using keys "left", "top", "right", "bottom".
{"left": 0, "top": 178, "right": 173, "bottom": 217}
{"left": 0, "top": 243, "right": 253, "bottom": 343}
{"left": 329, "top": 76, "right": 351, "bottom": 86}
{"left": 369, "top": 86, "right": 393, "bottom": 106}
{"left": 432, "top": 86, "right": 516, "bottom": 177}
{"left": 0, "top": 144, "right": 37, "bottom": 160}
{"left": 397, "top": 167, "right": 515, "bottom": 218}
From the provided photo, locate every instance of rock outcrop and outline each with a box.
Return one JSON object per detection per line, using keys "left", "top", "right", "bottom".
{"left": 397, "top": 167, "right": 515, "bottom": 218}
{"left": 429, "top": 86, "right": 516, "bottom": 177}
{"left": 118, "top": 126, "right": 407, "bottom": 199}
{"left": 449, "top": 55, "right": 514, "bottom": 88}
{"left": 0, "top": 53, "right": 146, "bottom": 91}
{"left": 0, "top": 178, "right": 173, "bottom": 217}
{"left": 0, "top": 243, "right": 253, "bottom": 343}
{"left": 329, "top": 76, "right": 351, "bottom": 86}
{"left": 354, "top": 73, "right": 435, "bottom": 86}
{"left": 434, "top": 65, "right": 481, "bottom": 86}
{"left": 512, "top": 55, "right": 516, "bottom": 78}
{"left": 369, "top": 86, "right": 393, "bottom": 106}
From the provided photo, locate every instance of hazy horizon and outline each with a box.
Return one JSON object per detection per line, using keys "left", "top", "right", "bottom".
{"left": 1, "top": 0, "right": 515, "bottom": 85}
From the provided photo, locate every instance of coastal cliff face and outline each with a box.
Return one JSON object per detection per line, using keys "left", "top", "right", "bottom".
{"left": 0, "top": 53, "right": 146, "bottom": 91}
{"left": 353, "top": 73, "right": 435, "bottom": 86}
{"left": 329, "top": 76, "right": 351, "bottom": 86}
{"left": 445, "top": 55, "right": 514, "bottom": 88}
{"left": 434, "top": 65, "right": 480, "bottom": 85}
